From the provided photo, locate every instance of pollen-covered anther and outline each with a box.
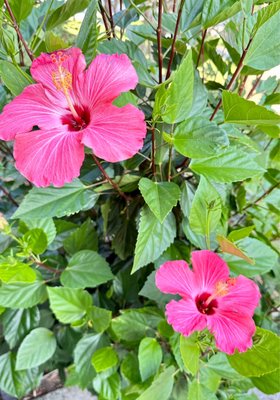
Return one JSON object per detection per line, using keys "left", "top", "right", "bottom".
{"left": 51, "top": 66, "right": 72, "bottom": 91}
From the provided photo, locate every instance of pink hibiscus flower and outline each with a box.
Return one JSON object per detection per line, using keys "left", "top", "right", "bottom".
{"left": 0, "top": 48, "right": 146, "bottom": 187}
{"left": 155, "top": 250, "right": 261, "bottom": 354}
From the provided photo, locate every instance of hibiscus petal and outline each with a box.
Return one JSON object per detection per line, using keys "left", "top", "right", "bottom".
{"left": 166, "top": 298, "right": 207, "bottom": 336}
{"left": 192, "top": 250, "right": 229, "bottom": 292}
{"left": 82, "top": 104, "right": 146, "bottom": 162}
{"left": 30, "top": 48, "right": 86, "bottom": 95}
{"left": 221, "top": 275, "right": 261, "bottom": 316}
{"left": 155, "top": 260, "right": 195, "bottom": 298}
{"left": 14, "top": 128, "right": 84, "bottom": 187}
{"left": 0, "top": 85, "right": 66, "bottom": 141}
{"left": 208, "top": 309, "right": 256, "bottom": 354}
{"left": 81, "top": 53, "right": 138, "bottom": 108}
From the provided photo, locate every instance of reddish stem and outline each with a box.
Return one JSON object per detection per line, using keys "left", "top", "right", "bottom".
{"left": 107, "top": 0, "right": 116, "bottom": 38}
{"left": 165, "top": 0, "right": 185, "bottom": 80}
{"left": 246, "top": 74, "right": 263, "bottom": 99}
{"left": 196, "top": 29, "right": 207, "bottom": 68}
{"left": 157, "top": 0, "right": 163, "bottom": 83}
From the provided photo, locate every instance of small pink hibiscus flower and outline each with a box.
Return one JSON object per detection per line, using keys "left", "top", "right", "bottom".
{"left": 155, "top": 250, "right": 261, "bottom": 354}
{"left": 0, "top": 48, "right": 146, "bottom": 187}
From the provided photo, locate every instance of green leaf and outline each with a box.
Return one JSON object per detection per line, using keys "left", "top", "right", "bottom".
{"left": 0, "top": 352, "right": 41, "bottom": 398}
{"left": 190, "top": 148, "right": 265, "bottom": 183}
{"left": 180, "top": 333, "right": 200, "bottom": 375}
{"left": 264, "top": 92, "right": 280, "bottom": 105}
{"left": 202, "top": 0, "right": 241, "bottom": 28}
{"left": 111, "top": 308, "right": 163, "bottom": 343}
{"left": 76, "top": 0, "right": 98, "bottom": 63}
{"left": 223, "top": 91, "right": 280, "bottom": 125}
{"left": 137, "top": 366, "right": 175, "bottom": 400}
{"left": 61, "top": 250, "right": 113, "bottom": 289}
{"left": 224, "top": 237, "right": 278, "bottom": 277}
{"left": 46, "top": 0, "right": 90, "bottom": 30}
{"left": 12, "top": 179, "right": 98, "bottom": 219}
{"left": 63, "top": 219, "right": 98, "bottom": 255}
{"left": 45, "top": 32, "right": 68, "bottom": 52}
{"left": 163, "top": 51, "right": 194, "bottom": 124}
{"left": 207, "top": 353, "right": 242, "bottom": 380}
{"left": 93, "top": 372, "right": 121, "bottom": 400}
{"left": 174, "top": 117, "right": 229, "bottom": 159}
{"left": 217, "top": 235, "right": 255, "bottom": 264}
{"left": 74, "top": 333, "right": 108, "bottom": 388}
{"left": 189, "top": 177, "right": 222, "bottom": 238}
{"left": 2, "top": 307, "right": 40, "bottom": 349}
{"left": 251, "top": 367, "right": 280, "bottom": 395}
{"left": 0, "top": 279, "right": 47, "bottom": 309}
{"left": 139, "top": 178, "right": 181, "bottom": 223}
{"left": 22, "top": 218, "right": 56, "bottom": 245}
{"left": 244, "top": 6, "right": 280, "bottom": 70}
{"left": 47, "top": 286, "right": 92, "bottom": 324}
{"left": 0, "top": 260, "right": 36, "bottom": 283}
{"left": 228, "top": 226, "right": 255, "bottom": 242}
{"left": 228, "top": 328, "right": 280, "bottom": 377}
{"left": 92, "top": 346, "right": 118, "bottom": 372}
{"left": 132, "top": 207, "right": 176, "bottom": 273}
{"left": 0, "top": 61, "right": 32, "bottom": 96}
{"left": 23, "top": 228, "right": 48, "bottom": 254}
{"left": 8, "top": 0, "right": 34, "bottom": 22}
{"left": 16, "top": 328, "right": 56, "bottom": 370}
{"left": 121, "top": 353, "right": 141, "bottom": 383}
{"left": 187, "top": 380, "right": 218, "bottom": 400}
{"left": 89, "top": 305, "right": 112, "bottom": 333}
{"left": 138, "top": 337, "right": 162, "bottom": 381}
{"left": 139, "top": 271, "right": 174, "bottom": 307}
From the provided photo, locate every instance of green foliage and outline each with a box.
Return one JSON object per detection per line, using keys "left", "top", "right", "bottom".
{"left": 0, "top": 0, "right": 279, "bottom": 398}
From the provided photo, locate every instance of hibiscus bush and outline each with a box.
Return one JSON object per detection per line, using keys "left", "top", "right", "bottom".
{"left": 0, "top": 0, "right": 279, "bottom": 399}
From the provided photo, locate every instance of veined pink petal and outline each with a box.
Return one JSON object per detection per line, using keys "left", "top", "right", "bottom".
{"left": 82, "top": 104, "right": 146, "bottom": 162}
{"left": 221, "top": 275, "right": 261, "bottom": 316}
{"left": 0, "top": 85, "right": 66, "bottom": 141}
{"left": 192, "top": 251, "right": 229, "bottom": 292}
{"left": 166, "top": 299, "right": 207, "bottom": 336}
{"left": 14, "top": 128, "right": 84, "bottom": 187}
{"left": 155, "top": 260, "right": 195, "bottom": 298}
{"left": 80, "top": 53, "right": 138, "bottom": 108}
{"left": 30, "top": 48, "right": 86, "bottom": 94}
{"left": 208, "top": 309, "right": 256, "bottom": 354}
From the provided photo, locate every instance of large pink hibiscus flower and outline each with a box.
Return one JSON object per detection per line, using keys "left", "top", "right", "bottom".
{"left": 0, "top": 48, "right": 146, "bottom": 187}
{"left": 155, "top": 250, "right": 261, "bottom": 354}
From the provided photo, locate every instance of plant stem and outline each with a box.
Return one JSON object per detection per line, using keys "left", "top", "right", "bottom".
{"left": 196, "top": 29, "right": 207, "bottom": 68}
{"left": 238, "top": 74, "right": 248, "bottom": 95}
{"left": 98, "top": 0, "right": 111, "bottom": 39}
{"left": 107, "top": 0, "right": 116, "bottom": 38}
{"left": 92, "top": 154, "right": 130, "bottom": 202}
{"left": 209, "top": 38, "right": 253, "bottom": 121}
{"left": 4, "top": 0, "right": 34, "bottom": 61}
{"left": 151, "top": 126, "right": 156, "bottom": 177}
{"left": 167, "top": 145, "right": 173, "bottom": 182}
{"left": 0, "top": 184, "right": 18, "bottom": 206}
{"left": 246, "top": 73, "right": 263, "bottom": 99}
{"left": 172, "top": 0, "right": 177, "bottom": 12}
{"left": 157, "top": 0, "right": 163, "bottom": 83}
{"left": 205, "top": 208, "right": 211, "bottom": 250}
{"left": 33, "top": 260, "right": 61, "bottom": 275}
{"left": 243, "top": 182, "right": 280, "bottom": 211}
{"left": 165, "top": 0, "right": 185, "bottom": 79}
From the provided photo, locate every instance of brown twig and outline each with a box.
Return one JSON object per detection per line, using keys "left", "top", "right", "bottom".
{"left": 165, "top": 0, "right": 185, "bottom": 80}
{"left": 107, "top": 0, "right": 116, "bottom": 38}
{"left": 98, "top": 0, "right": 111, "bottom": 39}
{"left": 172, "top": 0, "right": 177, "bottom": 12}
{"left": 157, "top": 0, "right": 163, "bottom": 83}
{"left": 210, "top": 38, "right": 253, "bottom": 121}
{"left": 238, "top": 74, "right": 248, "bottom": 95}
{"left": 0, "top": 183, "right": 18, "bottom": 206}
{"left": 246, "top": 74, "right": 263, "bottom": 99}
{"left": 4, "top": 0, "right": 34, "bottom": 61}
{"left": 33, "top": 260, "right": 62, "bottom": 275}
{"left": 196, "top": 29, "right": 207, "bottom": 68}
{"left": 243, "top": 182, "right": 280, "bottom": 212}
{"left": 92, "top": 154, "right": 130, "bottom": 202}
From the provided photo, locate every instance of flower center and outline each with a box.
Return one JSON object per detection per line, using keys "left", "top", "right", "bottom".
{"left": 51, "top": 51, "right": 83, "bottom": 125}
{"left": 196, "top": 278, "right": 237, "bottom": 315}
{"left": 62, "top": 106, "right": 90, "bottom": 131}
{"left": 195, "top": 293, "right": 218, "bottom": 315}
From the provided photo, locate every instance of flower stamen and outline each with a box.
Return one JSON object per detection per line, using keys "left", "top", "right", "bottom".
{"left": 205, "top": 278, "right": 237, "bottom": 306}
{"left": 51, "top": 52, "right": 82, "bottom": 123}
